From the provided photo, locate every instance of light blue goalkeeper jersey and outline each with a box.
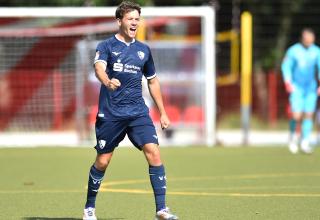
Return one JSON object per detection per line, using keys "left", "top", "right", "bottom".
{"left": 281, "top": 43, "right": 320, "bottom": 89}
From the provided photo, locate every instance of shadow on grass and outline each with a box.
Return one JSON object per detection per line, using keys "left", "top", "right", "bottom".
{"left": 23, "top": 217, "right": 124, "bottom": 220}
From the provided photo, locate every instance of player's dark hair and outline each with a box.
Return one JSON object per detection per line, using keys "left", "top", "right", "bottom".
{"left": 301, "top": 27, "right": 315, "bottom": 36}
{"left": 115, "top": 1, "right": 141, "bottom": 19}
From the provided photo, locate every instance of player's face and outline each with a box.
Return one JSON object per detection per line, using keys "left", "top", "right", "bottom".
{"left": 301, "top": 31, "right": 315, "bottom": 47}
{"left": 118, "top": 10, "right": 140, "bottom": 41}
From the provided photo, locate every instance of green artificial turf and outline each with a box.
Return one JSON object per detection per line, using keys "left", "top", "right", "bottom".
{"left": 0, "top": 146, "right": 319, "bottom": 220}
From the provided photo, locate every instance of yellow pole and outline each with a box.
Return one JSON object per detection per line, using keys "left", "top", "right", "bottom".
{"left": 241, "top": 11, "right": 252, "bottom": 145}
{"left": 231, "top": 30, "right": 240, "bottom": 84}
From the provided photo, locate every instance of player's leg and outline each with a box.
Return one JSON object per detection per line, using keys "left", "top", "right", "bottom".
{"left": 289, "top": 89, "right": 303, "bottom": 153}
{"left": 300, "top": 91, "right": 317, "bottom": 154}
{"left": 315, "top": 107, "right": 320, "bottom": 144}
{"left": 127, "top": 115, "right": 178, "bottom": 220}
{"left": 289, "top": 112, "right": 302, "bottom": 153}
{"left": 83, "top": 118, "right": 127, "bottom": 220}
{"left": 85, "top": 152, "right": 113, "bottom": 209}
{"left": 301, "top": 113, "right": 314, "bottom": 153}
{"left": 83, "top": 152, "right": 112, "bottom": 220}
{"left": 143, "top": 144, "right": 178, "bottom": 220}
{"left": 83, "top": 152, "right": 113, "bottom": 220}
{"left": 143, "top": 143, "right": 166, "bottom": 211}
{"left": 127, "top": 116, "right": 166, "bottom": 211}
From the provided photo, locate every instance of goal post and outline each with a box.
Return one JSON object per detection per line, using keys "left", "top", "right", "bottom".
{"left": 0, "top": 6, "right": 216, "bottom": 147}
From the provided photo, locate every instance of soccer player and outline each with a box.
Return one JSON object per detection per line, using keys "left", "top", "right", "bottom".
{"left": 82, "top": 1, "right": 178, "bottom": 220}
{"left": 281, "top": 28, "right": 320, "bottom": 154}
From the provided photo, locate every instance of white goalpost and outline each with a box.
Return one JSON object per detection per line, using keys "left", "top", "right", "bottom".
{"left": 0, "top": 6, "right": 216, "bottom": 147}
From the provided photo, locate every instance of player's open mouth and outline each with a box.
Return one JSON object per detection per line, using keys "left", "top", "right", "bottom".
{"left": 129, "top": 27, "right": 136, "bottom": 35}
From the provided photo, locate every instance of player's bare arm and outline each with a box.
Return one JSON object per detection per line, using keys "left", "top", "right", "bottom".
{"left": 94, "top": 62, "right": 121, "bottom": 91}
{"left": 147, "top": 77, "right": 170, "bottom": 129}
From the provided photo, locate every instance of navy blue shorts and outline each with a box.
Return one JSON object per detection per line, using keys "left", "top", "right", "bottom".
{"left": 94, "top": 115, "right": 159, "bottom": 154}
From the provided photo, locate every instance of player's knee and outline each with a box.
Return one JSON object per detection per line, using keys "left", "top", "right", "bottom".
{"left": 292, "top": 113, "right": 302, "bottom": 121}
{"left": 94, "top": 153, "right": 112, "bottom": 171}
{"left": 143, "top": 144, "right": 162, "bottom": 166}
{"left": 304, "top": 113, "right": 314, "bottom": 119}
{"left": 94, "top": 160, "right": 108, "bottom": 171}
{"left": 149, "top": 151, "right": 161, "bottom": 162}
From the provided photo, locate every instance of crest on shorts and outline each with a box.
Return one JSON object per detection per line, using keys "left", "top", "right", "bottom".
{"left": 98, "top": 140, "right": 106, "bottom": 149}
{"left": 137, "top": 51, "right": 145, "bottom": 60}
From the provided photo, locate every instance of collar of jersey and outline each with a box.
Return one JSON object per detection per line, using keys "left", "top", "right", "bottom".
{"left": 298, "top": 42, "right": 315, "bottom": 50}
{"left": 114, "top": 34, "right": 135, "bottom": 46}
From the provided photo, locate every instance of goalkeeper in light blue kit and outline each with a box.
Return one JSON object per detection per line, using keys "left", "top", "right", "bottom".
{"left": 281, "top": 28, "right": 320, "bottom": 154}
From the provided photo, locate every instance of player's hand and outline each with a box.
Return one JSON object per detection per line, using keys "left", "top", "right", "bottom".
{"left": 285, "top": 82, "right": 294, "bottom": 93}
{"left": 317, "top": 86, "right": 320, "bottom": 95}
{"left": 160, "top": 113, "right": 170, "bottom": 130}
{"left": 106, "top": 78, "right": 121, "bottom": 91}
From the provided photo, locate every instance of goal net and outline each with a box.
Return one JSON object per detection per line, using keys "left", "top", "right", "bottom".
{"left": 0, "top": 7, "right": 215, "bottom": 147}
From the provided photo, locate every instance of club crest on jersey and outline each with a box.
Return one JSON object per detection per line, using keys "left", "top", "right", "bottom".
{"left": 137, "top": 51, "right": 145, "bottom": 60}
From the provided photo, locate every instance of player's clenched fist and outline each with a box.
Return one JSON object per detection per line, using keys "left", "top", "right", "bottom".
{"left": 160, "top": 113, "right": 170, "bottom": 129}
{"left": 106, "top": 78, "right": 121, "bottom": 91}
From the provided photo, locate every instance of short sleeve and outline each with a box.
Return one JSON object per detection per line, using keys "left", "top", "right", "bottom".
{"left": 93, "top": 41, "right": 109, "bottom": 66}
{"left": 143, "top": 47, "right": 156, "bottom": 79}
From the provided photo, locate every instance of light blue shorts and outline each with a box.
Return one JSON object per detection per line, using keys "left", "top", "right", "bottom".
{"left": 289, "top": 87, "right": 317, "bottom": 113}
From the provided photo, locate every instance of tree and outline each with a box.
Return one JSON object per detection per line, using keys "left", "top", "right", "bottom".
{"left": 242, "top": 0, "right": 306, "bottom": 72}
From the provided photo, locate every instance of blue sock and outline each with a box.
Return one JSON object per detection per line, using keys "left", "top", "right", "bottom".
{"left": 85, "top": 165, "right": 105, "bottom": 208}
{"left": 302, "top": 118, "right": 313, "bottom": 141}
{"left": 149, "top": 165, "right": 166, "bottom": 212}
{"left": 289, "top": 119, "right": 297, "bottom": 134}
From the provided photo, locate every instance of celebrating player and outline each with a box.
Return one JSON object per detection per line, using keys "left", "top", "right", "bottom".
{"left": 82, "top": 1, "right": 178, "bottom": 220}
{"left": 281, "top": 28, "right": 320, "bottom": 154}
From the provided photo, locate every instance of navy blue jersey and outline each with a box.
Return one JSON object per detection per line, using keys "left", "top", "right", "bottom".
{"left": 94, "top": 35, "right": 156, "bottom": 119}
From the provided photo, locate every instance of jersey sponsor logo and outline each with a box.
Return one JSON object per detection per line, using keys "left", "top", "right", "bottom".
{"left": 113, "top": 61, "right": 124, "bottom": 72}
{"left": 137, "top": 51, "right": 145, "bottom": 60}
{"left": 113, "top": 59, "right": 141, "bottom": 74}
{"left": 112, "top": 51, "right": 121, "bottom": 56}
{"left": 124, "top": 64, "right": 140, "bottom": 74}
{"left": 98, "top": 140, "right": 106, "bottom": 149}
{"left": 94, "top": 51, "right": 100, "bottom": 60}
